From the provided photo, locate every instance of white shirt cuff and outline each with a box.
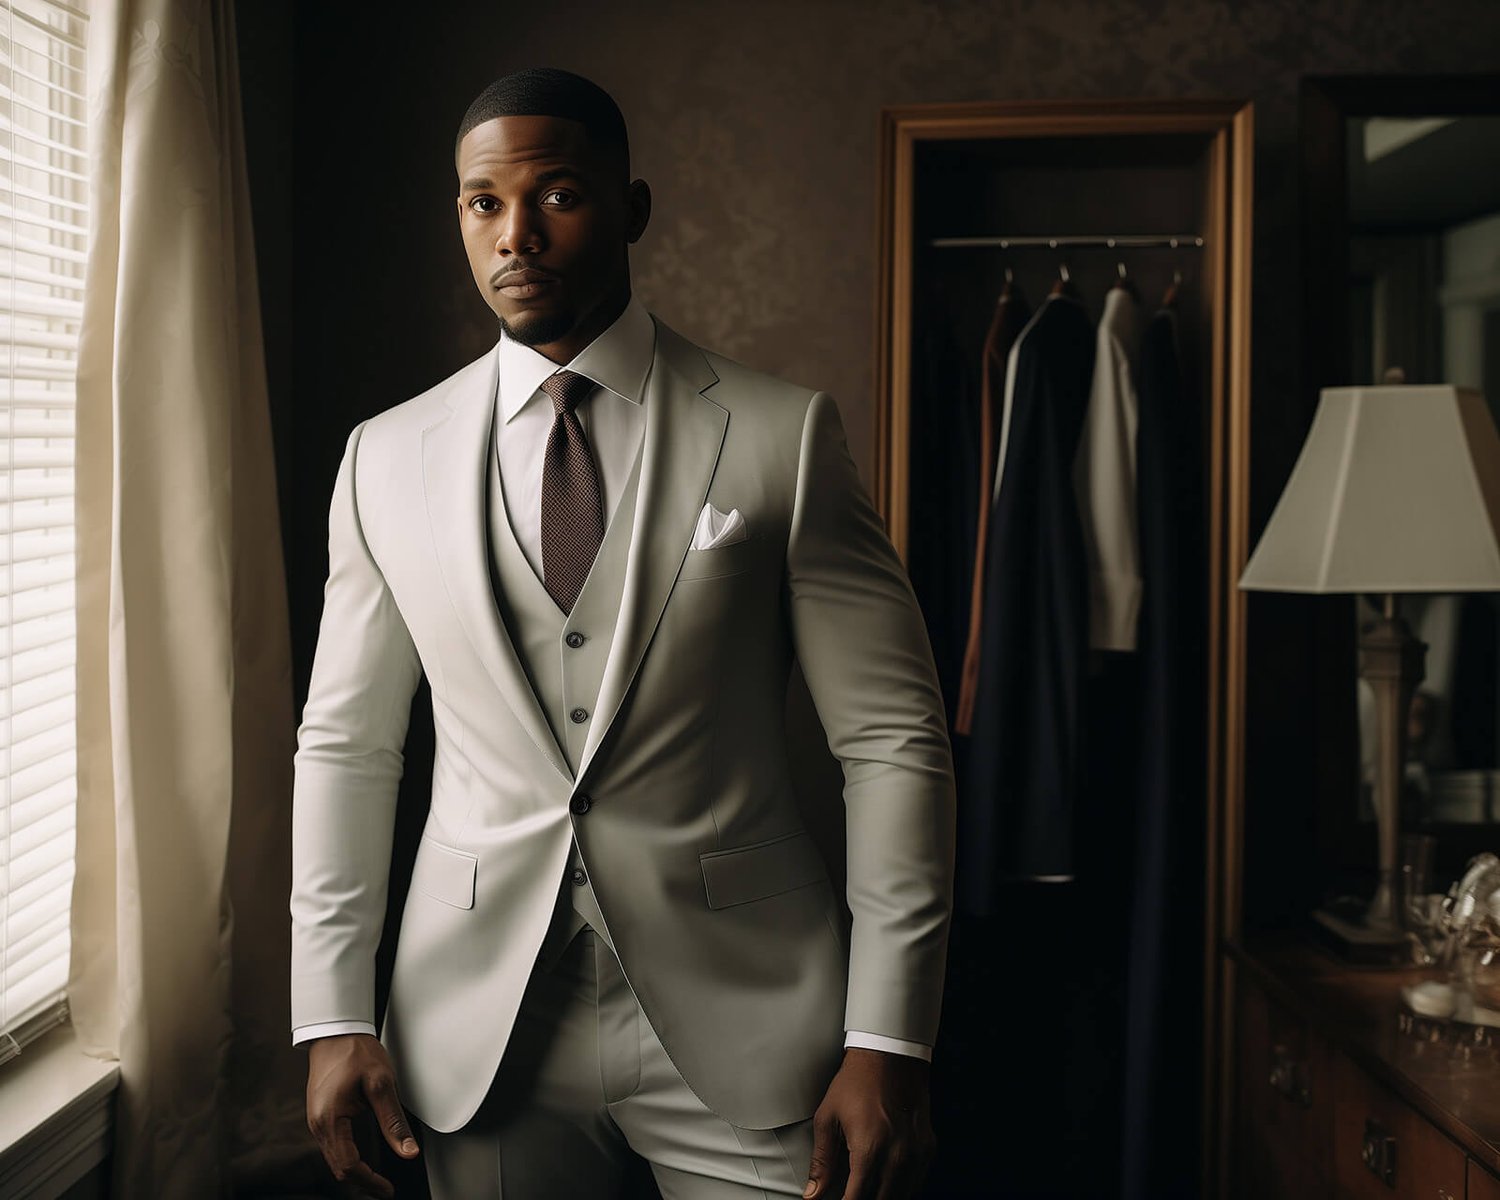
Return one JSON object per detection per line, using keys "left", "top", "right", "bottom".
{"left": 291, "top": 1019, "right": 377, "bottom": 1046}
{"left": 294, "top": 1022, "right": 930, "bottom": 1060}
{"left": 843, "top": 1030, "right": 933, "bottom": 1061}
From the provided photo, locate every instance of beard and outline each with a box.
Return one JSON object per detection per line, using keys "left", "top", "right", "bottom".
{"left": 497, "top": 306, "right": 577, "bottom": 348}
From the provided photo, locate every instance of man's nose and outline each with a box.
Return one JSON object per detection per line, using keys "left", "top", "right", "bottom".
{"left": 494, "top": 206, "right": 543, "bottom": 256}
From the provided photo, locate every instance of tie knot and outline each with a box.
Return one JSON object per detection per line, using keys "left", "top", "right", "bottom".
{"left": 540, "top": 369, "right": 595, "bottom": 416}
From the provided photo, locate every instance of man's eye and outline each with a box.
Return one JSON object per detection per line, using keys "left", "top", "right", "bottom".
{"left": 543, "top": 189, "right": 575, "bottom": 206}
{"left": 471, "top": 196, "right": 498, "bottom": 214}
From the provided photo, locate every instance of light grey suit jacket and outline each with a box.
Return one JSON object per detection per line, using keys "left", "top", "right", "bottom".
{"left": 289, "top": 313, "right": 957, "bottom": 1134}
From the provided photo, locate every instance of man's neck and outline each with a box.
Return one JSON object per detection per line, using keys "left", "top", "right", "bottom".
{"left": 534, "top": 285, "right": 632, "bottom": 366}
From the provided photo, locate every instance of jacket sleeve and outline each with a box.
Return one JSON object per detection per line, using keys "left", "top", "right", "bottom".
{"left": 784, "top": 390, "right": 957, "bottom": 1047}
{"left": 289, "top": 419, "right": 424, "bottom": 1033}
{"left": 1075, "top": 327, "right": 1142, "bottom": 651}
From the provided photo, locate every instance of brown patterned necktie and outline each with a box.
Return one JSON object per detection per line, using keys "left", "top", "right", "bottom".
{"left": 539, "top": 368, "right": 605, "bottom": 613}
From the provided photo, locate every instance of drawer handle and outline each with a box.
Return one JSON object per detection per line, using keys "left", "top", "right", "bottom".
{"left": 1360, "top": 1116, "right": 1396, "bottom": 1186}
{"left": 1268, "top": 1044, "right": 1311, "bottom": 1108}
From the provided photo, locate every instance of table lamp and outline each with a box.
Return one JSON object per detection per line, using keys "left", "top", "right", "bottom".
{"left": 1239, "top": 378, "right": 1500, "bottom": 960}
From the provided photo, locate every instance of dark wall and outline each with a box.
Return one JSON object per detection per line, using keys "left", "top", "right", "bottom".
{"left": 234, "top": 1, "right": 1500, "bottom": 1190}
{"left": 240, "top": 0, "right": 1500, "bottom": 723}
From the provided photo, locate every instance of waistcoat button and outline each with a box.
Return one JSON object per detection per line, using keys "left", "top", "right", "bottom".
{"left": 565, "top": 631, "right": 585, "bottom": 648}
{"left": 570, "top": 707, "right": 588, "bottom": 723}
{"left": 570, "top": 793, "right": 592, "bottom": 814}
{"left": 570, "top": 867, "right": 588, "bottom": 885}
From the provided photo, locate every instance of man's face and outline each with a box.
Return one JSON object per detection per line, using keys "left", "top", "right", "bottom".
{"left": 455, "top": 114, "right": 647, "bottom": 361}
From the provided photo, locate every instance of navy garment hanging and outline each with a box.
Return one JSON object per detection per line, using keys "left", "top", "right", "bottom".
{"left": 1120, "top": 302, "right": 1206, "bottom": 1200}
{"left": 959, "top": 291, "right": 1097, "bottom": 908}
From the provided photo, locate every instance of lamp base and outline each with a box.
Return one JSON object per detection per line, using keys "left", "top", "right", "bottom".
{"left": 1310, "top": 906, "right": 1411, "bottom": 967}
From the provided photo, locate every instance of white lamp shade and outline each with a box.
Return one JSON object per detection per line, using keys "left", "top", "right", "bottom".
{"left": 1239, "top": 384, "right": 1500, "bottom": 593}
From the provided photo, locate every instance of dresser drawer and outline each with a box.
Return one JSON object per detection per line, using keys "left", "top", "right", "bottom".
{"left": 1236, "top": 973, "right": 1333, "bottom": 1199}
{"left": 1331, "top": 1051, "right": 1467, "bottom": 1199}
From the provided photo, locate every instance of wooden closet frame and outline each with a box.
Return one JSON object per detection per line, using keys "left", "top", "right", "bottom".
{"left": 872, "top": 98, "right": 1254, "bottom": 1198}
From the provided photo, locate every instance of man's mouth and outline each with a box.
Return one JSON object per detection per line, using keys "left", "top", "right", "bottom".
{"left": 491, "top": 267, "right": 557, "bottom": 293}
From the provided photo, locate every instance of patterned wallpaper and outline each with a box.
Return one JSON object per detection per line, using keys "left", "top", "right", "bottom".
{"left": 262, "top": 0, "right": 1500, "bottom": 697}
{"left": 301, "top": 0, "right": 1499, "bottom": 482}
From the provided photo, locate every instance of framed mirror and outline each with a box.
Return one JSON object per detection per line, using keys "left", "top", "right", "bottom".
{"left": 1301, "top": 74, "right": 1500, "bottom": 883}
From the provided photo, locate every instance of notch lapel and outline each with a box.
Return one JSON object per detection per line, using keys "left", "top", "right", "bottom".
{"left": 576, "top": 316, "right": 725, "bottom": 783}
{"left": 421, "top": 345, "right": 574, "bottom": 785}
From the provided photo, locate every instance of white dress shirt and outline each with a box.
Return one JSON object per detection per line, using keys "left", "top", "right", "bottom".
{"left": 293, "top": 293, "right": 930, "bottom": 1062}
{"left": 493, "top": 291, "right": 653, "bottom": 574}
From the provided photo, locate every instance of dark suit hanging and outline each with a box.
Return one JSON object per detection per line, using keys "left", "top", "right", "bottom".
{"left": 1120, "top": 301, "right": 1206, "bottom": 1200}
{"left": 959, "top": 291, "right": 1097, "bottom": 908}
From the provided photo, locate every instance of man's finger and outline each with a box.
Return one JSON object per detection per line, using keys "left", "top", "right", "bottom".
{"left": 365, "top": 1071, "right": 420, "bottom": 1158}
{"left": 907, "top": 1124, "right": 937, "bottom": 1195}
{"left": 873, "top": 1114, "right": 932, "bottom": 1200}
{"left": 802, "top": 1110, "right": 841, "bottom": 1198}
{"left": 319, "top": 1115, "right": 394, "bottom": 1200}
{"left": 338, "top": 1158, "right": 395, "bottom": 1200}
{"left": 872, "top": 1144, "right": 913, "bottom": 1200}
{"left": 842, "top": 1141, "right": 882, "bottom": 1200}
{"left": 324, "top": 1114, "right": 362, "bottom": 1178}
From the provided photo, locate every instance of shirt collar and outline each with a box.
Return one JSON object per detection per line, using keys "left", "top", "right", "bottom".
{"left": 497, "top": 291, "right": 655, "bottom": 424}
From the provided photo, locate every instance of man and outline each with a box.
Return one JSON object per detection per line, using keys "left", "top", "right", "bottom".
{"left": 291, "top": 66, "right": 956, "bottom": 1200}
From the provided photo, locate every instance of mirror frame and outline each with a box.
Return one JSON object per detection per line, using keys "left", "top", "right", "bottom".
{"left": 1300, "top": 72, "right": 1500, "bottom": 884}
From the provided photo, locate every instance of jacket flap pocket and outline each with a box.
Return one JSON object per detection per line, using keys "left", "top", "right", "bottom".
{"left": 411, "top": 835, "right": 477, "bottom": 909}
{"left": 699, "top": 828, "right": 828, "bottom": 910}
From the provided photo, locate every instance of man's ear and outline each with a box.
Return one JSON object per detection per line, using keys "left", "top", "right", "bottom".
{"left": 626, "top": 179, "right": 652, "bottom": 244}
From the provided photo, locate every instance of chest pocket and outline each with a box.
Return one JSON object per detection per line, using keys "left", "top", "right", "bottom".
{"left": 677, "top": 532, "right": 760, "bottom": 582}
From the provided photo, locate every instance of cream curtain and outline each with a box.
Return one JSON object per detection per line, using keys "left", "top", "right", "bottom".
{"left": 72, "top": 0, "right": 308, "bottom": 1194}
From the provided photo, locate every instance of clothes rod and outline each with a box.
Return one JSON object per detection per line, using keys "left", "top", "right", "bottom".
{"left": 928, "top": 234, "right": 1205, "bottom": 248}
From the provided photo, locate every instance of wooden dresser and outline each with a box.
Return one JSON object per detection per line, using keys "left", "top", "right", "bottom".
{"left": 1230, "top": 936, "right": 1500, "bottom": 1199}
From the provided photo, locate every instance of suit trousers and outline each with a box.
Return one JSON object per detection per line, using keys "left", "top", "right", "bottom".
{"left": 417, "top": 922, "right": 816, "bottom": 1199}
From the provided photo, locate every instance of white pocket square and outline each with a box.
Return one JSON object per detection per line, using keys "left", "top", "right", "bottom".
{"left": 691, "top": 502, "right": 748, "bottom": 550}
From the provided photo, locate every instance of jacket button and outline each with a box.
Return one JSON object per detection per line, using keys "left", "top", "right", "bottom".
{"left": 570, "top": 794, "right": 592, "bottom": 814}
{"left": 570, "top": 867, "right": 588, "bottom": 885}
{"left": 565, "top": 631, "right": 585, "bottom": 648}
{"left": 570, "top": 707, "right": 588, "bottom": 723}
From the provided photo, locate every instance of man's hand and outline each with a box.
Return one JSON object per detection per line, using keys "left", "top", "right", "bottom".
{"left": 802, "top": 1046, "right": 936, "bottom": 1200}
{"left": 306, "top": 1032, "right": 420, "bottom": 1198}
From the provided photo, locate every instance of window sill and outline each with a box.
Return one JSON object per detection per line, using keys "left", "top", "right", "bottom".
{"left": 0, "top": 1021, "right": 118, "bottom": 1198}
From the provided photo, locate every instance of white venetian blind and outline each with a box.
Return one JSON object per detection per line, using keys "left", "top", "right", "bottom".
{"left": 0, "top": 0, "right": 88, "bottom": 1050}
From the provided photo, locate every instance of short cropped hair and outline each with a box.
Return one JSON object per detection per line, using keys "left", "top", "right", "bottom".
{"left": 454, "top": 67, "right": 630, "bottom": 179}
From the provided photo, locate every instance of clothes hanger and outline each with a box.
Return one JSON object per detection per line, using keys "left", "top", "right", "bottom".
{"left": 998, "top": 264, "right": 1014, "bottom": 302}
{"left": 1050, "top": 260, "right": 1079, "bottom": 299}
{"left": 1162, "top": 266, "right": 1182, "bottom": 308}
{"left": 1111, "top": 260, "right": 1140, "bottom": 301}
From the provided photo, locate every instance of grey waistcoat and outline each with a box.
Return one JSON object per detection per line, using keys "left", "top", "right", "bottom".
{"left": 482, "top": 399, "right": 645, "bottom": 969}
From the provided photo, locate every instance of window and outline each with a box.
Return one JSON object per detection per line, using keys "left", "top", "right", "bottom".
{"left": 0, "top": 0, "right": 89, "bottom": 1056}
